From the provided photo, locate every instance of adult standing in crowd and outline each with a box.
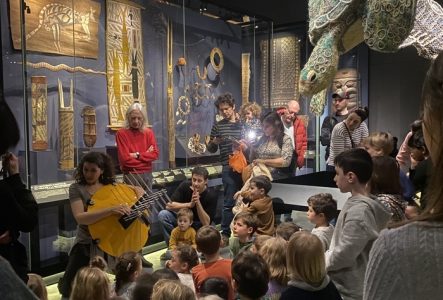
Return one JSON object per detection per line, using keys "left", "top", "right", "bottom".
{"left": 116, "top": 102, "right": 159, "bottom": 190}
{"left": 207, "top": 93, "right": 242, "bottom": 244}
{"left": 320, "top": 92, "right": 351, "bottom": 161}
{"left": 278, "top": 100, "right": 307, "bottom": 171}
{"left": 252, "top": 112, "right": 294, "bottom": 180}
{"left": 363, "top": 49, "right": 443, "bottom": 300}
{"left": 326, "top": 107, "right": 369, "bottom": 172}
{"left": 0, "top": 98, "right": 38, "bottom": 283}
{"left": 158, "top": 167, "right": 218, "bottom": 247}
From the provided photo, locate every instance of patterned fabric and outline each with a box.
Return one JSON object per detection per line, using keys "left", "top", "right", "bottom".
{"left": 253, "top": 135, "right": 294, "bottom": 173}
{"left": 208, "top": 119, "right": 242, "bottom": 166}
{"left": 376, "top": 194, "right": 407, "bottom": 223}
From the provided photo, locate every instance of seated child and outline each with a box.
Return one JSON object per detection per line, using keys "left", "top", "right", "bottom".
{"left": 70, "top": 267, "right": 110, "bottom": 300}
{"left": 249, "top": 234, "right": 272, "bottom": 254}
{"left": 131, "top": 269, "right": 180, "bottom": 300}
{"left": 232, "top": 251, "right": 270, "bottom": 300}
{"left": 200, "top": 277, "right": 229, "bottom": 299}
{"left": 151, "top": 279, "right": 194, "bottom": 300}
{"left": 169, "top": 208, "right": 197, "bottom": 250}
{"left": 191, "top": 226, "right": 234, "bottom": 300}
{"left": 241, "top": 175, "right": 274, "bottom": 236}
{"left": 112, "top": 251, "right": 142, "bottom": 299}
{"left": 259, "top": 237, "right": 288, "bottom": 298}
{"left": 89, "top": 255, "right": 108, "bottom": 271}
{"left": 166, "top": 245, "right": 199, "bottom": 294}
{"left": 229, "top": 212, "right": 257, "bottom": 258}
{"left": 275, "top": 221, "right": 302, "bottom": 241}
{"left": 281, "top": 231, "right": 341, "bottom": 300}
{"left": 307, "top": 193, "right": 337, "bottom": 251}
{"left": 326, "top": 148, "right": 390, "bottom": 299}
{"left": 27, "top": 273, "right": 48, "bottom": 300}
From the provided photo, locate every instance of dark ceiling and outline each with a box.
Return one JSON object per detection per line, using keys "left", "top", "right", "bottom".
{"left": 207, "top": 0, "right": 308, "bottom": 25}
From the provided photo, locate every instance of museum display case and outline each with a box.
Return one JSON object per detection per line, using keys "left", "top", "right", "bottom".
{"left": 0, "top": 0, "right": 368, "bottom": 275}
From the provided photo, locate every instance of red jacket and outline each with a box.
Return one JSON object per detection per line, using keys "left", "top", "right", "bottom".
{"left": 276, "top": 107, "right": 307, "bottom": 168}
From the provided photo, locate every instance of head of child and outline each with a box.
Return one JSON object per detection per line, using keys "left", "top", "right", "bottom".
{"left": 89, "top": 255, "right": 108, "bottom": 271}
{"left": 334, "top": 148, "right": 373, "bottom": 194}
{"left": 200, "top": 277, "right": 229, "bottom": 299}
{"left": 287, "top": 231, "right": 326, "bottom": 286}
{"left": 176, "top": 208, "right": 193, "bottom": 232}
{"left": 363, "top": 131, "right": 394, "bottom": 157}
{"left": 114, "top": 251, "right": 142, "bottom": 293}
{"left": 369, "top": 156, "right": 402, "bottom": 195}
{"left": 275, "top": 222, "right": 302, "bottom": 241}
{"left": 232, "top": 251, "right": 270, "bottom": 300}
{"left": 232, "top": 212, "right": 257, "bottom": 242}
{"left": 248, "top": 175, "right": 272, "bottom": 201}
{"left": 151, "top": 279, "right": 194, "bottom": 300}
{"left": 70, "top": 267, "right": 110, "bottom": 300}
{"left": 196, "top": 225, "right": 222, "bottom": 257}
{"left": 132, "top": 270, "right": 179, "bottom": 300}
{"left": 240, "top": 102, "right": 262, "bottom": 122}
{"left": 307, "top": 193, "right": 337, "bottom": 228}
{"left": 259, "top": 237, "right": 288, "bottom": 286}
{"left": 250, "top": 235, "right": 272, "bottom": 254}
{"left": 168, "top": 245, "right": 199, "bottom": 274}
{"left": 407, "top": 128, "right": 429, "bottom": 162}
{"left": 27, "top": 273, "right": 48, "bottom": 300}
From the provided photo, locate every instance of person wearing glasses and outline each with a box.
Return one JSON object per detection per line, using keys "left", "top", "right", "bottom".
{"left": 320, "top": 92, "right": 351, "bottom": 161}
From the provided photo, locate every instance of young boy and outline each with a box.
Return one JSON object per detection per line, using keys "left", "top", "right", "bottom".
{"left": 242, "top": 175, "right": 274, "bottom": 236}
{"left": 169, "top": 208, "right": 197, "bottom": 250}
{"left": 307, "top": 193, "right": 337, "bottom": 251}
{"left": 229, "top": 212, "right": 257, "bottom": 258}
{"left": 191, "top": 226, "right": 234, "bottom": 300}
{"left": 231, "top": 250, "right": 270, "bottom": 300}
{"left": 326, "top": 148, "right": 390, "bottom": 300}
{"left": 275, "top": 221, "right": 302, "bottom": 241}
{"left": 165, "top": 245, "right": 199, "bottom": 294}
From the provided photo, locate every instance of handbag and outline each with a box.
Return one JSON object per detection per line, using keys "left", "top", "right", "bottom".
{"left": 229, "top": 147, "right": 247, "bottom": 173}
{"left": 344, "top": 124, "right": 355, "bottom": 148}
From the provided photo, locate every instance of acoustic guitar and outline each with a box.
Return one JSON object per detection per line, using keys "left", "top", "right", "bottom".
{"left": 88, "top": 183, "right": 169, "bottom": 257}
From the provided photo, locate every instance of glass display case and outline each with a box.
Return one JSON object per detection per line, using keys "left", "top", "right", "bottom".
{"left": 0, "top": 0, "right": 367, "bottom": 276}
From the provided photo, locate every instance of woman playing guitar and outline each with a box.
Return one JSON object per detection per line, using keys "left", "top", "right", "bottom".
{"left": 58, "top": 151, "right": 143, "bottom": 298}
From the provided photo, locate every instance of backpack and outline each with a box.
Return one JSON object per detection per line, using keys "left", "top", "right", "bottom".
{"left": 320, "top": 116, "right": 339, "bottom": 146}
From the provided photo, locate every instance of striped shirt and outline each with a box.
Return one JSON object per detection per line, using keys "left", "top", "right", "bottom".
{"left": 207, "top": 119, "right": 242, "bottom": 166}
{"left": 327, "top": 121, "right": 369, "bottom": 166}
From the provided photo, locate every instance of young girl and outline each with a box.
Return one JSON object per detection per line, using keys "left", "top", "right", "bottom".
{"left": 249, "top": 234, "right": 272, "bottom": 254}
{"left": 165, "top": 244, "right": 199, "bottom": 294}
{"left": 58, "top": 152, "right": 140, "bottom": 298}
{"left": 281, "top": 231, "right": 341, "bottom": 299}
{"left": 370, "top": 156, "right": 407, "bottom": 223}
{"left": 112, "top": 251, "right": 142, "bottom": 299}
{"left": 27, "top": 273, "right": 48, "bottom": 300}
{"left": 259, "top": 237, "right": 288, "bottom": 298}
{"left": 70, "top": 267, "right": 110, "bottom": 300}
{"left": 239, "top": 102, "right": 263, "bottom": 145}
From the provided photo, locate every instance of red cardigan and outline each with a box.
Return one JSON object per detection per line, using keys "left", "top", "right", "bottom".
{"left": 116, "top": 128, "right": 159, "bottom": 173}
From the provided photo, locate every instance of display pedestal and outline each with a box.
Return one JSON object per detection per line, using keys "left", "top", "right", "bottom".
{"left": 19, "top": 150, "right": 58, "bottom": 184}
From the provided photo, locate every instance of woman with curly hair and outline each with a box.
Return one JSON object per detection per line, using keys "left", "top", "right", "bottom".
{"left": 58, "top": 152, "right": 136, "bottom": 298}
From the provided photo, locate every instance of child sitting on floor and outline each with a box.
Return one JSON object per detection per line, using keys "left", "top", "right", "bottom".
{"left": 165, "top": 244, "right": 199, "bottom": 294}
{"left": 242, "top": 175, "right": 274, "bottom": 236}
{"left": 169, "top": 208, "right": 197, "bottom": 250}
{"left": 112, "top": 251, "right": 143, "bottom": 299}
{"left": 259, "top": 237, "right": 288, "bottom": 298}
{"left": 307, "top": 193, "right": 337, "bottom": 251}
{"left": 275, "top": 221, "right": 302, "bottom": 241}
{"left": 191, "top": 226, "right": 234, "bottom": 300}
{"left": 281, "top": 231, "right": 341, "bottom": 300}
{"left": 229, "top": 211, "right": 257, "bottom": 258}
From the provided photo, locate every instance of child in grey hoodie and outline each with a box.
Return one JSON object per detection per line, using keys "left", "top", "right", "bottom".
{"left": 326, "top": 148, "right": 390, "bottom": 300}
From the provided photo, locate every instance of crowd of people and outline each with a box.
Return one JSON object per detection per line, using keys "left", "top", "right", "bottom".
{"left": 1, "top": 50, "right": 443, "bottom": 300}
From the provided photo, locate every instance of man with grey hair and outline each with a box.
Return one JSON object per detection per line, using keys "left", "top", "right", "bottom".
{"left": 116, "top": 102, "right": 159, "bottom": 189}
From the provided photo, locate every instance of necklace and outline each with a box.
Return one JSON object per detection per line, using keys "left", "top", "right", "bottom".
{"left": 196, "top": 65, "right": 207, "bottom": 80}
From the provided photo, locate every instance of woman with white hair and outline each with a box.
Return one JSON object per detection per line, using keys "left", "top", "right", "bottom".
{"left": 116, "top": 103, "right": 159, "bottom": 189}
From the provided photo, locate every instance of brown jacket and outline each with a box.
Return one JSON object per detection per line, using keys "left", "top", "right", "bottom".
{"left": 244, "top": 196, "right": 274, "bottom": 236}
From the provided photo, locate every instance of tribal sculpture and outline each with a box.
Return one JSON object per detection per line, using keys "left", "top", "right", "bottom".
{"left": 81, "top": 106, "right": 97, "bottom": 148}
{"left": 301, "top": 0, "right": 443, "bottom": 115}
{"left": 31, "top": 76, "right": 48, "bottom": 151}
{"left": 58, "top": 79, "right": 74, "bottom": 170}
